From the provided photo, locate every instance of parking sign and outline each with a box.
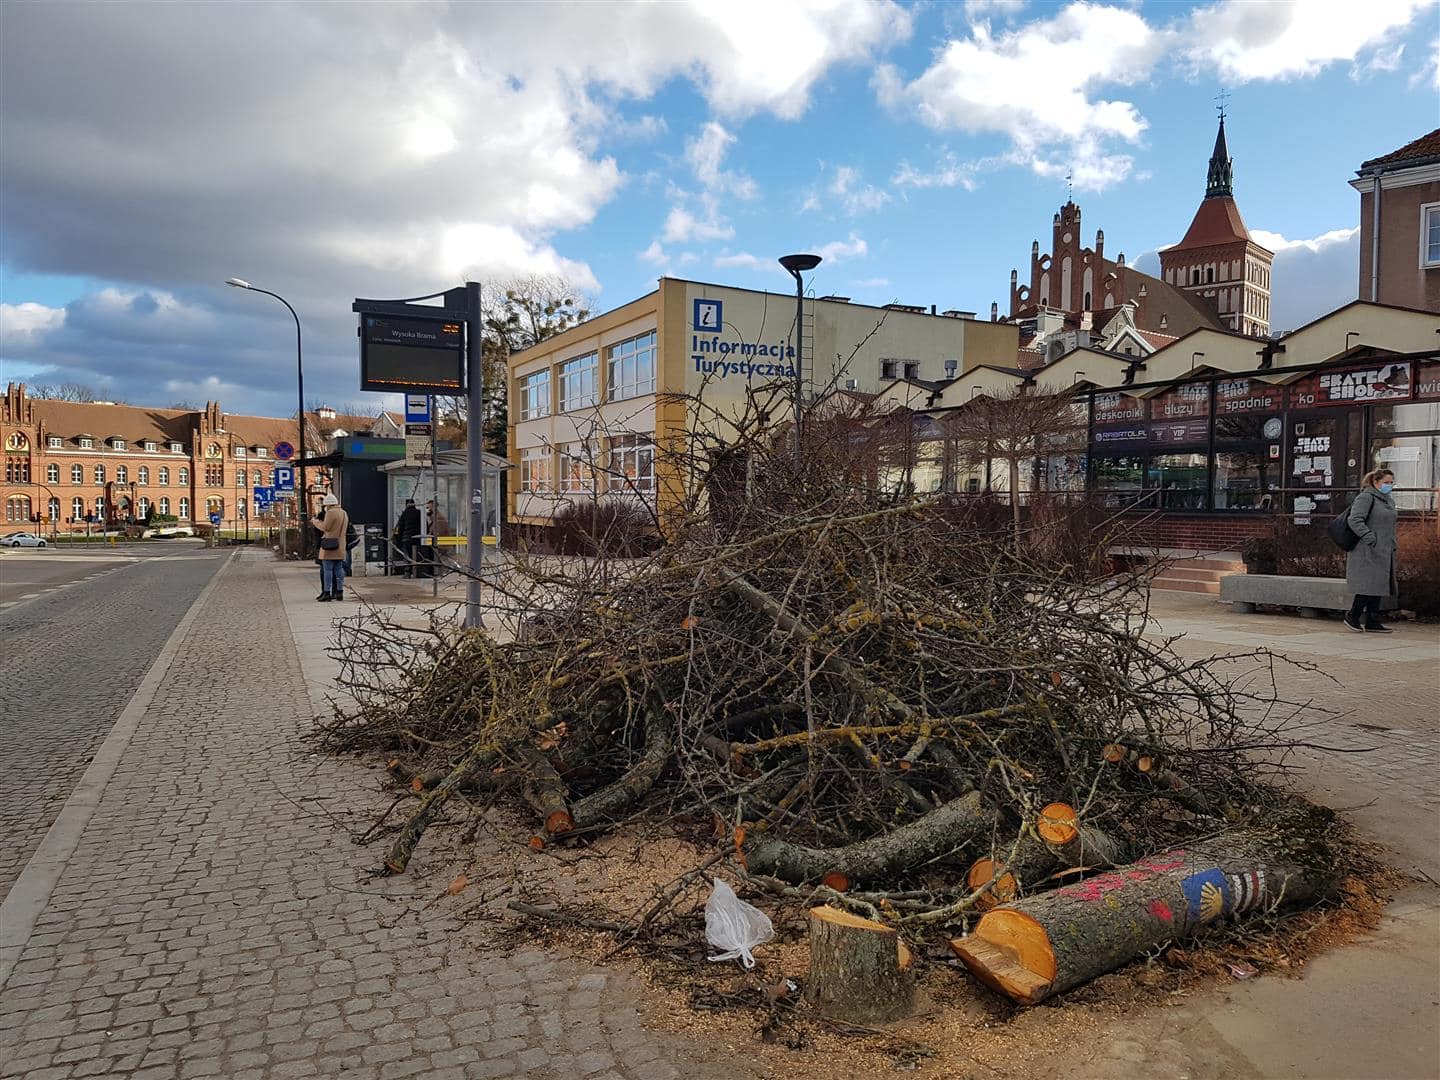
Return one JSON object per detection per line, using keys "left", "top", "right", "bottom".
{"left": 273, "top": 466, "right": 295, "bottom": 493}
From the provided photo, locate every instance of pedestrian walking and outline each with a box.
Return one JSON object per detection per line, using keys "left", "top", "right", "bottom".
{"left": 1344, "top": 468, "right": 1398, "bottom": 633}
{"left": 311, "top": 492, "right": 351, "bottom": 602}
{"left": 393, "top": 497, "right": 421, "bottom": 577}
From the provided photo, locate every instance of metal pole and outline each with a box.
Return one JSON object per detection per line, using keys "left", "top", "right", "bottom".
{"left": 430, "top": 393, "right": 439, "bottom": 600}
{"left": 465, "top": 280, "right": 483, "bottom": 629}
{"left": 793, "top": 274, "right": 804, "bottom": 466}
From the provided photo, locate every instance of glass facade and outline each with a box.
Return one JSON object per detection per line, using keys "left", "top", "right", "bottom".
{"left": 1080, "top": 358, "right": 1440, "bottom": 514}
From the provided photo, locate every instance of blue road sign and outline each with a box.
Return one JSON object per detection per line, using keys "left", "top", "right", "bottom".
{"left": 209, "top": 512, "right": 222, "bottom": 526}
{"left": 272, "top": 466, "right": 295, "bottom": 492}
{"left": 404, "top": 394, "right": 432, "bottom": 424}
{"left": 253, "top": 485, "right": 274, "bottom": 504}
{"left": 274, "top": 441, "right": 295, "bottom": 461}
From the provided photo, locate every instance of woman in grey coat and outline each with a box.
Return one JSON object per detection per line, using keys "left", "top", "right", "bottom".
{"left": 1344, "top": 468, "right": 1398, "bottom": 633}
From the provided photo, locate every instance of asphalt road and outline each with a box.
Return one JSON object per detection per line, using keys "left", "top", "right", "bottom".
{"left": 0, "top": 545, "right": 227, "bottom": 901}
{"left": 0, "top": 541, "right": 209, "bottom": 608}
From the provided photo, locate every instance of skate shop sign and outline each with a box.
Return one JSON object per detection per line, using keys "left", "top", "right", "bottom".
{"left": 1288, "top": 362, "right": 1412, "bottom": 408}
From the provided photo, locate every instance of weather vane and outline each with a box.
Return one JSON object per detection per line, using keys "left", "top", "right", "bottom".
{"left": 1066, "top": 168, "right": 1073, "bottom": 201}
{"left": 1215, "top": 88, "right": 1230, "bottom": 122}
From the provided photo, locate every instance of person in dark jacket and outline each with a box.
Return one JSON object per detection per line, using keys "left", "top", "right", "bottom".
{"left": 393, "top": 498, "right": 421, "bottom": 577}
{"left": 1344, "top": 468, "right": 1399, "bottom": 633}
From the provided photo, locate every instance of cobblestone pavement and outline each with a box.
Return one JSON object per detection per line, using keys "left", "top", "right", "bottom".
{"left": 0, "top": 550, "right": 225, "bottom": 901}
{"left": 0, "top": 552, "right": 750, "bottom": 1080}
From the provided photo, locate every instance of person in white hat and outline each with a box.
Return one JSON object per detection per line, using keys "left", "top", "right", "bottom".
{"left": 310, "top": 491, "right": 351, "bottom": 601}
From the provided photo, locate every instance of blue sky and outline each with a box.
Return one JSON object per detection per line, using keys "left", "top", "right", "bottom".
{"left": 2, "top": 0, "right": 1437, "bottom": 416}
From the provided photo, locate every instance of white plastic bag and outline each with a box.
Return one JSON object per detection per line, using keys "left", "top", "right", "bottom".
{"left": 704, "top": 878, "right": 773, "bottom": 969}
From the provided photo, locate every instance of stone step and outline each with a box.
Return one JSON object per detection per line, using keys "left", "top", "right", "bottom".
{"left": 1159, "top": 566, "right": 1231, "bottom": 582}
{"left": 1151, "top": 576, "right": 1222, "bottom": 595}
{"left": 1171, "top": 557, "right": 1247, "bottom": 573}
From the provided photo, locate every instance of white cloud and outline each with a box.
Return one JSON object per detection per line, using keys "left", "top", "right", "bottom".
{"left": 713, "top": 251, "right": 776, "bottom": 271}
{"left": 0, "top": 302, "right": 66, "bottom": 351}
{"left": 0, "top": 1, "right": 911, "bottom": 411}
{"left": 1183, "top": 0, "right": 1435, "bottom": 83}
{"left": 663, "top": 205, "right": 735, "bottom": 244}
{"left": 876, "top": 3, "right": 1161, "bottom": 192}
{"left": 1412, "top": 35, "right": 1440, "bottom": 88}
{"left": 963, "top": 0, "right": 1028, "bottom": 19}
{"left": 1248, "top": 226, "right": 1361, "bottom": 331}
{"left": 639, "top": 240, "right": 669, "bottom": 266}
{"left": 851, "top": 276, "right": 892, "bottom": 288}
{"left": 816, "top": 234, "right": 869, "bottom": 263}
{"left": 803, "top": 164, "right": 891, "bottom": 214}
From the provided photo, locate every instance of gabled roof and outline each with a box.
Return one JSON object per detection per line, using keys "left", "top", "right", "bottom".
{"left": 31, "top": 399, "right": 194, "bottom": 445}
{"left": 1358, "top": 128, "right": 1440, "bottom": 173}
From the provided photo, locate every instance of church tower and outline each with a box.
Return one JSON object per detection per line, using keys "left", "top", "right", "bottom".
{"left": 1158, "top": 113, "right": 1274, "bottom": 337}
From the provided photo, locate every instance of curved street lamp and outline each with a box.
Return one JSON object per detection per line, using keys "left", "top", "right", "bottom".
{"left": 778, "top": 253, "right": 822, "bottom": 466}
{"left": 226, "top": 278, "right": 309, "bottom": 549}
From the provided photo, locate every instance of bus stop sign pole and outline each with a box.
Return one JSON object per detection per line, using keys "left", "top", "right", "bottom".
{"left": 465, "top": 280, "right": 483, "bottom": 629}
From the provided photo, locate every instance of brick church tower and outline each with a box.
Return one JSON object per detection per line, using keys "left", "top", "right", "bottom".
{"left": 1158, "top": 115, "right": 1274, "bottom": 337}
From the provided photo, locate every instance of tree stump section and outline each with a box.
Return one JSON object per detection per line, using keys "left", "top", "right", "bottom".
{"left": 951, "top": 831, "right": 1335, "bottom": 1004}
{"left": 805, "top": 905, "right": 915, "bottom": 1023}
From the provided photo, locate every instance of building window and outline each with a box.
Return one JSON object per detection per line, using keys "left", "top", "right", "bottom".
{"left": 519, "top": 446, "right": 552, "bottom": 493}
{"left": 179, "top": 467, "right": 189, "bottom": 485}
{"left": 5, "top": 495, "right": 31, "bottom": 523}
{"left": 178, "top": 497, "right": 189, "bottom": 519}
{"left": 47, "top": 497, "right": 59, "bottom": 522}
{"left": 110, "top": 439, "right": 125, "bottom": 450}
{"left": 71, "top": 464, "right": 83, "bottom": 484}
{"left": 159, "top": 466, "right": 170, "bottom": 485}
{"left": 169, "top": 442, "right": 182, "bottom": 453}
{"left": 903, "top": 361, "right": 920, "bottom": 380}
{"left": 116, "top": 465, "right": 128, "bottom": 483}
{"left": 138, "top": 466, "right": 149, "bottom": 485}
{"left": 159, "top": 497, "right": 170, "bottom": 516}
{"left": 206, "top": 496, "right": 223, "bottom": 516}
{"left": 94, "top": 464, "right": 106, "bottom": 484}
{"left": 47, "top": 463, "right": 59, "bottom": 484}
{"left": 235, "top": 446, "right": 246, "bottom": 458}
{"left": 144, "top": 441, "right": 156, "bottom": 452}
{"left": 607, "top": 435, "right": 654, "bottom": 493}
{"left": 238, "top": 468, "right": 248, "bottom": 487}
{"left": 881, "top": 360, "right": 898, "bottom": 379}
{"left": 607, "top": 331, "right": 657, "bottom": 401}
{"left": 557, "top": 352, "right": 599, "bottom": 412}
{"left": 95, "top": 497, "right": 105, "bottom": 517}
{"left": 47, "top": 436, "right": 61, "bottom": 449}
{"left": 79, "top": 437, "right": 93, "bottom": 449}
{"left": 4, "top": 457, "right": 30, "bottom": 483}
{"left": 255, "top": 447, "right": 267, "bottom": 458}
{"left": 559, "top": 443, "right": 597, "bottom": 493}
{"left": 138, "top": 497, "right": 150, "bottom": 518}
{"left": 71, "top": 497, "right": 84, "bottom": 521}
{"left": 1422, "top": 203, "right": 1440, "bottom": 267}
{"left": 204, "top": 463, "right": 223, "bottom": 485}
{"left": 518, "top": 370, "right": 551, "bottom": 421}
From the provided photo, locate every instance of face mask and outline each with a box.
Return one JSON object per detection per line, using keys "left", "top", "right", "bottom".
{"left": 1378, "top": 483, "right": 1394, "bottom": 495}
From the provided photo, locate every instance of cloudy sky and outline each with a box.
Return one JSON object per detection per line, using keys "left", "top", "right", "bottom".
{"left": 2, "top": 0, "right": 1436, "bottom": 417}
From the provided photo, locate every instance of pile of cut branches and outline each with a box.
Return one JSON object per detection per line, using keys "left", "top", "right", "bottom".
{"left": 318, "top": 400, "right": 1348, "bottom": 1003}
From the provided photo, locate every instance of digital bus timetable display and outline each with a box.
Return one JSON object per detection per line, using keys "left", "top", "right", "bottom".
{"left": 359, "top": 314, "right": 465, "bottom": 394}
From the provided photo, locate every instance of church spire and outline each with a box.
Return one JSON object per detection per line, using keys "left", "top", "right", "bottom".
{"left": 1206, "top": 107, "right": 1233, "bottom": 199}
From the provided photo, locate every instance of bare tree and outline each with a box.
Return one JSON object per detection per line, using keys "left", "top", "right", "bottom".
{"left": 29, "top": 381, "right": 110, "bottom": 402}
{"left": 948, "top": 385, "right": 1087, "bottom": 543}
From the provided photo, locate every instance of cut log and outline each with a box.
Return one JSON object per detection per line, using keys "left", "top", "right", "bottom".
{"left": 743, "top": 791, "right": 998, "bottom": 886}
{"left": 952, "top": 830, "right": 1336, "bottom": 1004}
{"left": 516, "top": 747, "right": 574, "bottom": 835}
{"left": 965, "top": 857, "right": 1017, "bottom": 910}
{"left": 805, "top": 905, "right": 915, "bottom": 1023}
{"left": 1035, "top": 802, "right": 1128, "bottom": 869}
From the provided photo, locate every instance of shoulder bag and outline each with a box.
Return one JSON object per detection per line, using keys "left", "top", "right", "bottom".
{"left": 1326, "top": 492, "right": 1370, "bottom": 552}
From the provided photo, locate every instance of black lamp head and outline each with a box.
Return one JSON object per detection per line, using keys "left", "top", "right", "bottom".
{"left": 778, "top": 253, "right": 822, "bottom": 274}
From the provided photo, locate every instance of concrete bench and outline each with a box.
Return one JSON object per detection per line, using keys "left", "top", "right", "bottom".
{"left": 1219, "top": 574, "right": 1396, "bottom": 618}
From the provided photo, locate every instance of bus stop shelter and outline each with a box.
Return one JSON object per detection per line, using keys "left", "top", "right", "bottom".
{"left": 375, "top": 449, "right": 511, "bottom": 576}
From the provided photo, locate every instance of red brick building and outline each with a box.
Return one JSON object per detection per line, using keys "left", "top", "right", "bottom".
{"left": 1351, "top": 127, "right": 1440, "bottom": 313}
{"left": 1005, "top": 118, "right": 1275, "bottom": 363}
{"left": 1, "top": 384, "right": 396, "bottom": 531}
{"left": 1157, "top": 117, "right": 1274, "bottom": 337}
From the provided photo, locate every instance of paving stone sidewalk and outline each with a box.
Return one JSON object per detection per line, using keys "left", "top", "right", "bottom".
{"left": 0, "top": 552, "right": 743, "bottom": 1080}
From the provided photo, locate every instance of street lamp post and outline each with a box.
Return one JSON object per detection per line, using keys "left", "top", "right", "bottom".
{"left": 778, "top": 253, "right": 822, "bottom": 467}
{"left": 226, "top": 278, "right": 308, "bottom": 552}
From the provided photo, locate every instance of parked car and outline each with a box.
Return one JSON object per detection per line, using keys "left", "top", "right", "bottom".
{"left": 3, "top": 531, "right": 48, "bottom": 548}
